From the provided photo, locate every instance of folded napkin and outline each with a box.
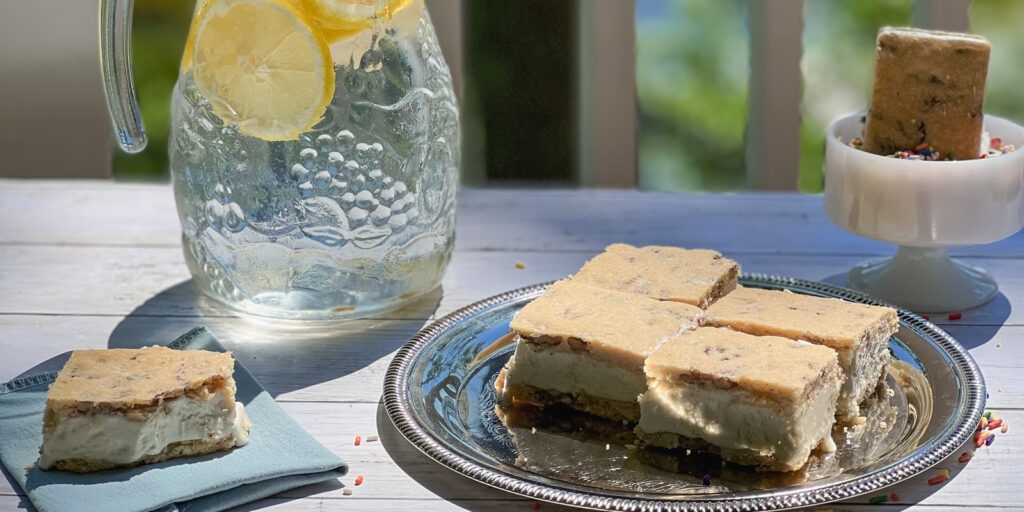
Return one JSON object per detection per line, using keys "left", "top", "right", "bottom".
{"left": 0, "top": 327, "right": 347, "bottom": 512}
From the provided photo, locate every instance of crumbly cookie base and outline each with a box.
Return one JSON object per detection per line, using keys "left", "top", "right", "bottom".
{"left": 500, "top": 382, "right": 640, "bottom": 423}
{"left": 636, "top": 429, "right": 804, "bottom": 473}
{"left": 46, "top": 435, "right": 241, "bottom": 473}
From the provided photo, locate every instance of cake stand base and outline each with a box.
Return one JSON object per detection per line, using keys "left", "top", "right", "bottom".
{"left": 847, "top": 246, "right": 997, "bottom": 313}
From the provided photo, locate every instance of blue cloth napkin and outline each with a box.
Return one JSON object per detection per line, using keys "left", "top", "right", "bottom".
{"left": 0, "top": 327, "right": 347, "bottom": 512}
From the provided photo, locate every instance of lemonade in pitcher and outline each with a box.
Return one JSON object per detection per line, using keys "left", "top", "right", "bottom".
{"left": 109, "top": 0, "right": 459, "bottom": 319}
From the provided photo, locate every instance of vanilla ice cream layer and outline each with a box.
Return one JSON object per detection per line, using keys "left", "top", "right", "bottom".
{"left": 638, "top": 378, "right": 839, "bottom": 468}
{"left": 504, "top": 341, "right": 645, "bottom": 404}
{"left": 39, "top": 390, "right": 249, "bottom": 469}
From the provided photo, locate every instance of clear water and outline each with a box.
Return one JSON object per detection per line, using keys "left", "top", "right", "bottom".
{"left": 168, "top": 5, "right": 459, "bottom": 320}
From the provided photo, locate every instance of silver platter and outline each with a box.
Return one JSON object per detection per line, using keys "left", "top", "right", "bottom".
{"left": 383, "top": 275, "right": 985, "bottom": 511}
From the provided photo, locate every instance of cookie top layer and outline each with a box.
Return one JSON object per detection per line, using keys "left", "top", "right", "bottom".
{"left": 646, "top": 327, "right": 840, "bottom": 401}
{"left": 46, "top": 347, "right": 235, "bottom": 410}
{"left": 510, "top": 280, "right": 702, "bottom": 366}
{"left": 571, "top": 244, "right": 739, "bottom": 307}
{"left": 704, "top": 287, "right": 898, "bottom": 350}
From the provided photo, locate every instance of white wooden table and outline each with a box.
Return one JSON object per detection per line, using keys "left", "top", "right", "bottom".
{"left": 1, "top": 179, "right": 1020, "bottom": 511}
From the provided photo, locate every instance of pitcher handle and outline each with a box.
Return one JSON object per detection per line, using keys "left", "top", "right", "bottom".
{"left": 99, "top": 0, "right": 147, "bottom": 153}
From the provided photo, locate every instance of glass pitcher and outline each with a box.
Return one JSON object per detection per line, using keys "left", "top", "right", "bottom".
{"left": 100, "top": 0, "right": 459, "bottom": 320}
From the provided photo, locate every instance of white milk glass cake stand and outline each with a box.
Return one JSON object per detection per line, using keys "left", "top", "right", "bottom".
{"left": 824, "top": 113, "right": 1024, "bottom": 312}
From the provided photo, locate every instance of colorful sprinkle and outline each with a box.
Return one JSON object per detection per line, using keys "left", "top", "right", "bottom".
{"left": 959, "top": 452, "right": 971, "bottom": 463}
{"left": 355, "top": 436, "right": 362, "bottom": 446}
{"left": 367, "top": 435, "right": 379, "bottom": 442}
{"left": 985, "top": 411, "right": 992, "bottom": 419}
{"left": 915, "top": 142, "right": 929, "bottom": 151}
{"left": 702, "top": 474, "right": 711, "bottom": 486}
{"left": 890, "top": 492, "right": 900, "bottom": 502}
{"left": 869, "top": 495, "right": 888, "bottom": 504}
{"left": 988, "top": 418, "right": 1003, "bottom": 430}
{"left": 986, "top": 434, "right": 995, "bottom": 446}
{"left": 355, "top": 475, "right": 364, "bottom": 486}
{"left": 948, "top": 312, "right": 962, "bottom": 320}
{"left": 515, "top": 261, "right": 526, "bottom": 269}
{"left": 533, "top": 502, "right": 541, "bottom": 510}
{"left": 980, "top": 416, "right": 989, "bottom": 429}
{"left": 1001, "top": 423, "right": 1008, "bottom": 433}
{"left": 928, "top": 474, "right": 948, "bottom": 485}
{"left": 923, "top": 315, "right": 930, "bottom": 321}
{"left": 343, "top": 488, "right": 353, "bottom": 496}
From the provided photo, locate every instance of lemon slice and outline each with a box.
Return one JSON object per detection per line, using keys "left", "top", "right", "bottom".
{"left": 190, "top": 0, "right": 334, "bottom": 141}
{"left": 179, "top": 0, "right": 212, "bottom": 72}
{"left": 297, "top": 0, "right": 414, "bottom": 41}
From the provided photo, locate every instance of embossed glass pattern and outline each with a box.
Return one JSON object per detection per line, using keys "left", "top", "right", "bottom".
{"left": 168, "top": 1, "right": 458, "bottom": 319}
{"left": 384, "top": 276, "right": 985, "bottom": 511}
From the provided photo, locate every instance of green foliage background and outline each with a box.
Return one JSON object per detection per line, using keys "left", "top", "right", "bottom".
{"left": 637, "top": 0, "right": 1024, "bottom": 193}
{"left": 116, "top": 0, "right": 1024, "bottom": 191}
{"left": 111, "top": 1, "right": 191, "bottom": 181}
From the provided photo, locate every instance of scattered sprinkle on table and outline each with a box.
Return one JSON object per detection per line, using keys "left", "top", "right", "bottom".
{"left": 959, "top": 452, "right": 972, "bottom": 463}
{"left": 532, "top": 502, "right": 541, "bottom": 510}
{"left": 354, "top": 435, "right": 361, "bottom": 446}
{"left": 948, "top": 312, "right": 962, "bottom": 320}
{"left": 996, "top": 343, "right": 1001, "bottom": 348}
{"left": 922, "top": 315, "right": 930, "bottom": 321}
{"left": 869, "top": 495, "right": 888, "bottom": 504}
{"left": 515, "top": 261, "right": 526, "bottom": 269}
{"left": 928, "top": 474, "right": 948, "bottom": 485}
{"left": 986, "top": 434, "right": 996, "bottom": 446}
{"left": 366, "top": 435, "right": 379, "bottom": 442}
{"left": 343, "top": 488, "right": 353, "bottom": 496}
{"left": 890, "top": 492, "right": 899, "bottom": 502}
{"left": 355, "top": 475, "right": 364, "bottom": 486}
{"left": 976, "top": 431, "right": 990, "bottom": 447}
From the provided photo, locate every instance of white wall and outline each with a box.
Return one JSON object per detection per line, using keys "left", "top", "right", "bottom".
{"left": 0, "top": 1, "right": 113, "bottom": 178}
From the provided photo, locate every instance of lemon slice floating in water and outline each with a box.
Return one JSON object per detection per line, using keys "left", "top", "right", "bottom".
{"left": 189, "top": 0, "right": 334, "bottom": 141}
{"left": 298, "top": 0, "right": 414, "bottom": 41}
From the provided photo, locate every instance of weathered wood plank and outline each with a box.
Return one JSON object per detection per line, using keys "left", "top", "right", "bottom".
{"left": 2, "top": 181, "right": 1021, "bottom": 510}
{"left": 3, "top": 182, "right": 1022, "bottom": 257}
{"left": 4, "top": 404, "right": 1019, "bottom": 508}
{"left": 1, "top": 313, "right": 1020, "bottom": 410}
{"left": 3, "top": 245, "right": 1023, "bottom": 325}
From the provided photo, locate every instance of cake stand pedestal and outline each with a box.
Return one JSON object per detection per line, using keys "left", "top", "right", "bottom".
{"left": 846, "top": 246, "right": 997, "bottom": 312}
{"left": 824, "top": 113, "right": 1024, "bottom": 313}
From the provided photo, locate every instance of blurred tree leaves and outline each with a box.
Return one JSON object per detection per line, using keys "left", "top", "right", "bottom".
{"left": 111, "top": 1, "right": 192, "bottom": 181}
{"left": 636, "top": 0, "right": 748, "bottom": 192}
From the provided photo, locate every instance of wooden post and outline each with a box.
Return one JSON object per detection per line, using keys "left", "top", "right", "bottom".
{"left": 746, "top": 0, "right": 804, "bottom": 191}
{"left": 913, "top": 0, "right": 972, "bottom": 32}
{"left": 0, "top": 1, "right": 112, "bottom": 178}
{"left": 577, "top": 0, "right": 638, "bottom": 188}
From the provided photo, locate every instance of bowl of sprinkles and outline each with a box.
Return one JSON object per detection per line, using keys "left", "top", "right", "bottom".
{"left": 845, "top": 134, "right": 1016, "bottom": 161}
{"left": 823, "top": 112, "right": 1024, "bottom": 312}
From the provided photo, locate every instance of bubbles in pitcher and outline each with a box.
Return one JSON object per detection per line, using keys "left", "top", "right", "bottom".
{"left": 169, "top": 2, "right": 458, "bottom": 319}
